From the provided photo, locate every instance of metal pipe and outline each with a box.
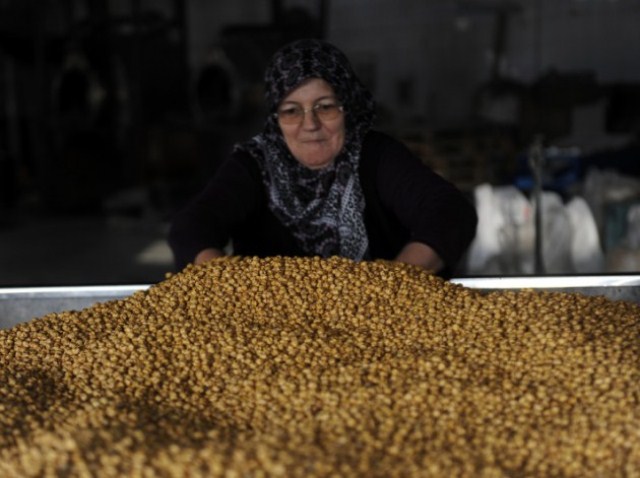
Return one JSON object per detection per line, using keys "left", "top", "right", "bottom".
{"left": 529, "top": 135, "right": 545, "bottom": 274}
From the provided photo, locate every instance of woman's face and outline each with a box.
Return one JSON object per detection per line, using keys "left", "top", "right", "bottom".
{"left": 277, "top": 78, "right": 345, "bottom": 170}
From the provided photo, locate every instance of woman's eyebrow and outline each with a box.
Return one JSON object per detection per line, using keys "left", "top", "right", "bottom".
{"left": 280, "top": 95, "right": 337, "bottom": 105}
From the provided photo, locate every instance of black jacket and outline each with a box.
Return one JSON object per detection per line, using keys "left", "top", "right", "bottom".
{"left": 168, "top": 131, "right": 477, "bottom": 277}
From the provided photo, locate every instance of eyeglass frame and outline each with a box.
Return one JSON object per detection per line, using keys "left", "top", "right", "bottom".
{"left": 273, "top": 101, "right": 345, "bottom": 125}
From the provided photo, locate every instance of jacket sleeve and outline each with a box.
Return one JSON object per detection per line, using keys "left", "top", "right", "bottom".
{"left": 167, "top": 153, "right": 261, "bottom": 271}
{"left": 374, "top": 133, "right": 478, "bottom": 275}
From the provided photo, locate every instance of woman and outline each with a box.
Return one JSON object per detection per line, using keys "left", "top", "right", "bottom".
{"left": 168, "top": 39, "right": 477, "bottom": 277}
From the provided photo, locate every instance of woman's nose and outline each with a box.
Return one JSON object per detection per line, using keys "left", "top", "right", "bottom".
{"left": 301, "top": 109, "right": 321, "bottom": 130}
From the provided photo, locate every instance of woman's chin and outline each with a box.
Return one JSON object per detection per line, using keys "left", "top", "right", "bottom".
{"left": 297, "top": 155, "right": 335, "bottom": 170}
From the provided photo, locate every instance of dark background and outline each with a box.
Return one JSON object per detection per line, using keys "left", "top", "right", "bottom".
{"left": 1, "top": 0, "right": 639, "bottom": 285}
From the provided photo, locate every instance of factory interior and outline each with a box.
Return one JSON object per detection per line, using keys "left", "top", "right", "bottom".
{"left": 1, "top": 0, "right": 640, "bottom": 286}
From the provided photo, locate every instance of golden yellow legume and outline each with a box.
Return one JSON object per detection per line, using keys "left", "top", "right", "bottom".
{"left": 0, "top": 256, "right": 639, "bottom": 477}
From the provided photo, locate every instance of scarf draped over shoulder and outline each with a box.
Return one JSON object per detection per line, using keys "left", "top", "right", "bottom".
{"left": 235, "top": 38, "right": 376, "bottom": 260}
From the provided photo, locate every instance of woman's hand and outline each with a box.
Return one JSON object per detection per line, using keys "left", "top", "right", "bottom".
{"left": 394, "top": 241, "right": 444, "bottom": 273}
{"left": 194, "top": 248, "right": 224, "bottom": 265}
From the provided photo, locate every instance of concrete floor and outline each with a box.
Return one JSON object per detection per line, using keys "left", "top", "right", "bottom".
{"left": 0, "top": 212, "right": 174, "bottom": 287}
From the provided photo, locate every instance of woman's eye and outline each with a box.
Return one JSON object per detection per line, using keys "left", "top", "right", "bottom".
{"left": 279, "top": 107, "right": 300, "bottom": 117}
{"left": 317, "top": 103, "right": 337, "bottom": 112}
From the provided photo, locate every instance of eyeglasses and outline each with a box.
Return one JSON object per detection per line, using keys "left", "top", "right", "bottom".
{"left": 275, "top": 102, "right": 344, "bottom": 125}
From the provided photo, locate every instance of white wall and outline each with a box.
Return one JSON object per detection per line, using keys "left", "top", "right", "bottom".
{"left": 327, "top": 0, "right": 640, "bottom": 126}
{"left": 534, "top": 1, "right": 640, "bottom": 83}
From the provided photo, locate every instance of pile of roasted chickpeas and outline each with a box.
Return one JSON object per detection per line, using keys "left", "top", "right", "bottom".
{"left": 1, "top": 256, "right": 638, "bottom": 477}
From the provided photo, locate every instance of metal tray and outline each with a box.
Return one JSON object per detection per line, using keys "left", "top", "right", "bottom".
{"left": 0, "top": 285, "right": 146, "bottom": 329}
{"left": 454, "top": 275, "right": 640, "bottom": 304}
{"left": 1, "top": 275, "right": 639, "bottom": 329}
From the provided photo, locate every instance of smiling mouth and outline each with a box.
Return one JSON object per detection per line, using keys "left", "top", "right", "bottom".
{"left": 301, "top": 138, "right": 326, "bottom": 143}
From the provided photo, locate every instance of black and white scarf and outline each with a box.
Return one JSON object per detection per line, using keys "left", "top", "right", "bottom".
{"left": 235, "top": 38, "right": 376, "bottom": 260}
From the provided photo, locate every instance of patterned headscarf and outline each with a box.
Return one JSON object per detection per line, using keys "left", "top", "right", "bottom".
{"left": 235, "top": 38, "right": 376, "bottom": 260}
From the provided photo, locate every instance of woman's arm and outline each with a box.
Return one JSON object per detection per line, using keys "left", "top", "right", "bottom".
{"left": 168, "top": 153, "right": 261, "bottom": 270}
{"left": 394, "top": 241, "right": 444, "bottom": 273}
{"left": 370, "top": 132, "right": 478, "bottom": 276}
